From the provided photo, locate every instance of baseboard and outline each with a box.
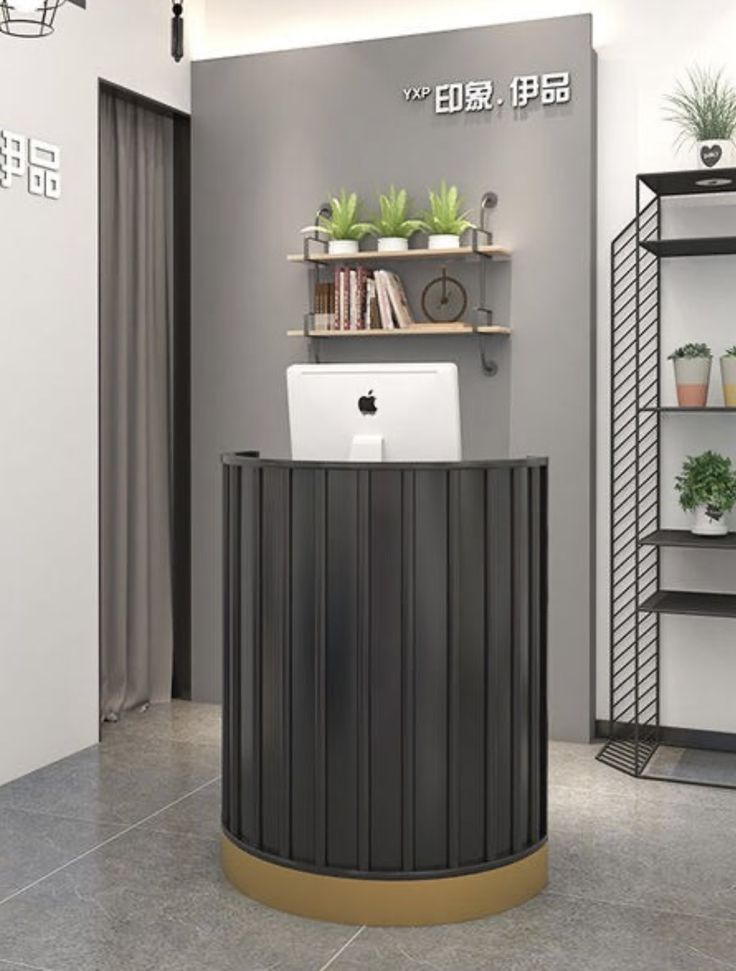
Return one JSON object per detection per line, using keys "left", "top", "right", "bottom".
{"left": 595, "top": 720, "right": 736, "bottom": 754}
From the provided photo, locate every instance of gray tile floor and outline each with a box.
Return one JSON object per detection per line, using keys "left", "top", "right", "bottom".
{"left": 1, "top": 703, "right": 736, "bottom": 970}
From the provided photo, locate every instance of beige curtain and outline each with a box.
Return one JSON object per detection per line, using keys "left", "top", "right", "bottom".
{"left": 99, "top": 90, "right": 175, "bottom": 720}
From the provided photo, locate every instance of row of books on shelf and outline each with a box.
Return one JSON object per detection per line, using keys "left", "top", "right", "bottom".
{"left": 312, "top": 268, "right": 415, "bottom": 331}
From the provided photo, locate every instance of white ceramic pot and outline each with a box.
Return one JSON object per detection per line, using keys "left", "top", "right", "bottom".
{"left": 428, "top": 234, "right": 461, "bottom": 250}
{"left": 377, "top": 237, "right": 409, "bottom": 252}
{"left": 721, "top": 355, "right": 736, "bottom": 407}
{"left": 692, "top": 504, "right": 729, "bottom": 536}
{"left": 328, "top": 239, "right": 360, "bottom": 256}
{"left": 673, "top": 356, "right": 711, "bottom": 407}
{"left": 696, "top": 140, "right": 736, "bottom": 169}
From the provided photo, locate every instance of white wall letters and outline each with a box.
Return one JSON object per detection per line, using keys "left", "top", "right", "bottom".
{"left": 0, "top": 128, "right": 61, "bottom": 200}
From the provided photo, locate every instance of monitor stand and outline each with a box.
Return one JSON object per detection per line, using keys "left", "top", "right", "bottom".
{"left": 349, "top": 434, "right": 384, "bottom": 462}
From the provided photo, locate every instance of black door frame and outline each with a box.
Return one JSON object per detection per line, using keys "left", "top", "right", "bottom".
{"left": 98, "top": 79, "right": 192, "bottom": 701}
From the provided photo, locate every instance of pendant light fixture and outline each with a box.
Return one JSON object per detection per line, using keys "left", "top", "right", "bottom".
{"left": 171, "top": 1, "right": 183, "bottom": 62}
{"left": 0, "top": 0, "right": 66, "bottom": 38}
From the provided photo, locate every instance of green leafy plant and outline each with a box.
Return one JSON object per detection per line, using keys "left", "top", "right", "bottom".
{"left": 302, "top": 189, "right": 374, "bottom": 241}
{"left": 367, "top": 185, "right": 425, "bottom": 239}
{"left": 668, "top": 342, "right": 712, "bottom": 360}
{"left": 675, "top": 450, "right": 736, "bottom": 519}
{"left": 421, "top": 182, "right": 474, "bottom": 236}
{"left": 664, "top": 67, "right": 736, "bottom": 147}
{"left": 723, "top": 345, "right": 736, "bottom": 358}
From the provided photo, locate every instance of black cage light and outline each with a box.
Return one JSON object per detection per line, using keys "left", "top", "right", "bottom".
{"left": 0, "top": 0, "right": 66, "bottom": 37}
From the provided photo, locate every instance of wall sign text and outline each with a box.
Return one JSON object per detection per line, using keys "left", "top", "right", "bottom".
{"left": 403, "top": 72, "right": 572, "bottom": 114}
{"left": 0, "top": 129, "right": 61, "bottom": 200}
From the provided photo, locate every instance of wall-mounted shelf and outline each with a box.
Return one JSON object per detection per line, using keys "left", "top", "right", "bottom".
{"left": 287, "top": 244, "right": 511, "bottom": 264}
{"left": 640, "top": 530, "right": 736, "bottom": 550}
{"left": 640, "top": 590, "right": 736, "bottom": 619}
{"left": 290, "top": 192, "right": 510, "bottom": 375}
{"left": 641, "top": 237, "right": 736, "bottom": 258}
{"left": 287, "top": 324, "right": 511, "bottom": 338}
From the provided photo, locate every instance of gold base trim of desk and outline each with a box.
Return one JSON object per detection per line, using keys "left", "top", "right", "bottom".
{"left": 222, "top": 836, "right": 548, "bottom": 926}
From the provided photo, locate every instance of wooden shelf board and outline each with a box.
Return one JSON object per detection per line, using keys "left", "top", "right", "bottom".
{"left": 287, "top": 244, "right": 511, "bottom": 264}
{"left": 640, "top": 529, "right": 736, "bottom": 551}
{"left": 287, "top": 324, "right": 511, "bottom": 338}
{"left": 640, "top": 589, "right": 736, "bottom": 619}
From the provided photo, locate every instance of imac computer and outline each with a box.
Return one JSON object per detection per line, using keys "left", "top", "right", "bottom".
{"left": 287, "top": 362, "right": 461, "bottom": 462}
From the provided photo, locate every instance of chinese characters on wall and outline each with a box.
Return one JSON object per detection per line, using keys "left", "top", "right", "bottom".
{"left": 402, "top": 72, "right": 572, "bottom": 115}
{"left": 0, "top": 129, "right": 61, "bottom": 200}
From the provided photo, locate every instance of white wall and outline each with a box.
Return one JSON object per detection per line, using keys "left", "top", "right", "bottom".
{"left": 0, "top": 0, "right": 195, "bottom": 786}
{"left": 195, "top": 0, "right": 736, "bottom": 735}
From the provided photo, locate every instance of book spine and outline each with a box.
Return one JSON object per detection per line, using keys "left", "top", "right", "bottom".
{"left": 333, "top": 268, "right": 341, "bottom": 331}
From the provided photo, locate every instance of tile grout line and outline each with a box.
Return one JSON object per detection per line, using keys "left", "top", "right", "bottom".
{"left": 318, "top": 926, "right": 366, "bottom": 971}
{"left": 0, "top": 775, "right": 222, "bottom": 910}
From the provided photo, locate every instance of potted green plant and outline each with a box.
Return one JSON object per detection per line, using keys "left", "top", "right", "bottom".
{"left": 663, "top": 66, "right": 736, "bottom": 169}
{"left": 367, "top": 185, "right": 425, "bottom": 253}
{"left": 421, "top": 182, "right": 474, "bottom": 250}
{"left": 721, "top": 346, "right": 736, "bottom": 407}
{"left": 668, "top": 342, "right": 713, "bottom": 407}
{"left": 302, "top": 189, "right": 374, "bottom": 255}
{"left": 675, "top": 450, "right": 736, "bottom": 535}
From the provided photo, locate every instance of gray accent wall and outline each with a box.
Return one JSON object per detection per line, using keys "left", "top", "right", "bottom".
{"left": 191, "top": 15, "right": 596, "bottom": 741}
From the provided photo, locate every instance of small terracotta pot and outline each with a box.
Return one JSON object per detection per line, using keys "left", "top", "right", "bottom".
{"left": 673, "top": 356, "right": 711, "bottom": 407}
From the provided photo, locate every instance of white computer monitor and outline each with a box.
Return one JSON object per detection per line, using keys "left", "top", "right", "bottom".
{"left": 287, "top": 362, "right": 461, "bottom": 462}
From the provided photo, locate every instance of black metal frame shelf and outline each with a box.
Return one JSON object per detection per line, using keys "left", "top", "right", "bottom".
{"left": 642, "top": 406, "right": 736, "bottom": 413}
{"left": 598, "top": 167, "right": 736, "bottom": 788}
{"left": 640, "top": 590, "right": 736, "bottom": 619}
{"left": 640, "top": 529, "right": 736, "bottom": 550}
{"left": 641, "top": 237, "right": 736, "bottom": 258}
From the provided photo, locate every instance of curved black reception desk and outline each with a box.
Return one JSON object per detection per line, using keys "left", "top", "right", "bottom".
{"left": 221, "top": 453, "right": 548, "bottom": 925}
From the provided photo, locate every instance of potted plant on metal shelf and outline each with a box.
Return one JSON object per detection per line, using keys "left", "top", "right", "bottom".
{"left": 367, "top": 185, "right": 425, "bottom": 253}
{"left": 664, "top": 66, "right": 736, "bottom": 169}
{"left": 301, "top": 189, "right": 374, "bottom": 255}
{"left": 721, "top": 346, "right": 736, "bottom": 407}
{"left": 421, "top": 182, "right": 474, "bottom": 250}
{"left": 675, "top": 450, "right": 736, "bottom": 536}
{"left": 668, "top": 342, "right": 713, "bottom": 407}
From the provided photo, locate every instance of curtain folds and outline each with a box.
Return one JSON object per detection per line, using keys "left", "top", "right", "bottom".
{"left": 99, "top": 90, "right": 175, "bottom": 720}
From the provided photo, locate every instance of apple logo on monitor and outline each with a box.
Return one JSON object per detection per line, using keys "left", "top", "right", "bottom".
{"left": 358, "top": 389, "right": 377, "bottom": 416}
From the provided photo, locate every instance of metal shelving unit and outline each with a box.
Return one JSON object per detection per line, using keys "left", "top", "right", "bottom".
{"left": 598, "top": 167, "right": 736, "bottom": 786}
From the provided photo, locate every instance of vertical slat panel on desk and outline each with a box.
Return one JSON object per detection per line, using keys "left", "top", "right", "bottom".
{"left": 314, "top": 470, "right": 328, "bottom": 868}
{"left": 447, "top": 472, "right": 461, "bottom": 870}
{"left": 528, "top": 466, "right": 543, "bottom": 844}
{"left": 538, "top": 466, "right": 549, "bottom": 839}
{"left": 238, "top": 463, "right": 261, "bottom": 846}
{"left": 290, "top": 469, "right": 317, "bottom": 865}
{"left": 325, "top": 469, "right": 360, "bottom": 870}
{"left": 486, "top": 467, "right": 513, "bottom": 860}
{"left": 512, "top": 467, "right": 531, "bottom": 854}
{"left": 221, "top": 466, "right": 232, "bottom": 833}
{"left": 457, "top": 469, "right": 486, "bottom": 866}
{"left": 357, "top": 471, "right": 371, "bottom": 872}
{"left": 369, "top": 469, "right": 403, "bottom": 871}
{"left": 226, "top": 466, "right": 242, "bottom": 838}
{"left": 401, "top": 471, "right": 416, "bottom": 872}
{"left": 260, "top": 466, "right": 288, "bottom": 854}
{"left": 413, "top": 470, "right": 448, "bottom": 870}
